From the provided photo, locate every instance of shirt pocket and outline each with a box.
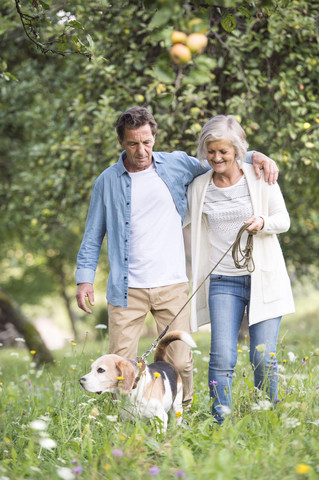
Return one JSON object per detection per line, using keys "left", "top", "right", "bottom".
{"left": 261, "top": 268, "right": 282, "bottom": 303}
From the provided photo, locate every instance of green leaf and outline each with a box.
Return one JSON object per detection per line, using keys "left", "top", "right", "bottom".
{"left": 182, "top": 70, "right": 210, "bottom": 86}
{"left": 38, "top": 0, "right": 50, "bottom": 9}
{"left": 69, "top": 20, "right": 84, "bottom": 30}
{"left": 221, "top": 13, "right": 236, "bottom": 32}
{"left": 151, "top": 63, "right": 175, "bottom": 84}
{"left": 194, "top": 55, "right": 217, "bottom": 71}
{"left": 238, "top": 6, "right": 251, "bottom": 18}
{"left": 2, "top": 72, "right": 18, "bottom": 81}
{"left": 86, "top": 34, "right": 94, "bottom": 50}
{"left": 179, "top": 445, "right": 195, "bottom": 469}
{"left": 157, "top": 94, "right": 174, "bottom": 107}
{"left": 55, "top": 35, "right": 67, "bottom": 51}
{"left": 148, "top": 8, "right": 172, "bottom": 29}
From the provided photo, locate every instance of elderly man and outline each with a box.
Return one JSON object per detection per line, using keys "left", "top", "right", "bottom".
{"left": 75, "top": 107, "right": 278, "bottom": 410}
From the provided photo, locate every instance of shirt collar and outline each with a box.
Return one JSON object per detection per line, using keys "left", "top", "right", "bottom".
{"left": 116, "top": 150, "right": 163, "bottom": 176}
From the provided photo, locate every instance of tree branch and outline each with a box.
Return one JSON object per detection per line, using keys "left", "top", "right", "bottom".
{"left": 15, "top": 0, "right": 92, "bottom": 59}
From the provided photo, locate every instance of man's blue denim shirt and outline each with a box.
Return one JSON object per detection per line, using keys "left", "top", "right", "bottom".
{"left": 75, "top": 150, "right": 253, "bottom": 307}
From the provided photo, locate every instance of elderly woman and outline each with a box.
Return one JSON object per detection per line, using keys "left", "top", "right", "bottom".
{"left": 187, "top": 115, "right": 294, "bottom": 423}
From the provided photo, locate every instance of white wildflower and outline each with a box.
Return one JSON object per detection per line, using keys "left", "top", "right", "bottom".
{"left": 10, "top": 353, "right": 19, "bottom": 357}
{"left": 221, "top": 405, "right": 231, "bottom": 415}
{"left": 252, "top": 400, "right": 272, "bottom": 411}
{"left": 39, "top": 438, "right": 57, "bottom": 449}
{"left": 106, "top": 415, "right": 118, "bottom": 422}
{"left": 284, "top": 417, "right": 301, "bottom": 428}
{"left": 72, "top": 437, "right": 82, "bottom": 444}
{"left": 56, "top": 466, "right": 75, "bottom": 480}
{"left": 30, "top": 420, "right": 48, "bottom": 431}
{"left": 202, "top": 356, "right": 209, "bottom": 362}
{"left": 54, "top": 380, "right": 62, "bottom": 392}
{"left": 283, "top": 401, "right": 300, "bottom": 409}
{"left": 95, "top": 324, "right": 107, "bottom": 329}
{"left": 15, "top": 338, "right": 25, "bottom": 343}
{"left": 293, "top": 374, "right": 307, "bottom": 381}
{"left": 288, "top": 351, "right": 297, "bottom": 362}
{"left": 30, "top": 467, "right": 41, "bottom": 473}
{"left": 192, "top": 350, "right": 202, "bottom": 355}
{"left": 259, "top": 400, "right": 272, "bottom": 411}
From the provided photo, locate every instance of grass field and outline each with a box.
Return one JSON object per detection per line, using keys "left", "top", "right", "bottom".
{"left": 0, "top": 291, "right": 319, "bottom": 480}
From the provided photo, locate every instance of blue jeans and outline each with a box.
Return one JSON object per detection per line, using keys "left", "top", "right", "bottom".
{"left": 208, "top": 274, "right": 281, "bottom": 424}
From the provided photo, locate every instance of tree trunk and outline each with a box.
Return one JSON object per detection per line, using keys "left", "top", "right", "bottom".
{"left": 0, "top": 291, "right": 54, "bottom": 365}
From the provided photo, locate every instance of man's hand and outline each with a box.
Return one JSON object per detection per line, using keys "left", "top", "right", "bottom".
{"left": 252, "top": 152, "right": 279, "bottom": 185}
{"left": 76, "top": 283, "right": 95, "bottom": 314}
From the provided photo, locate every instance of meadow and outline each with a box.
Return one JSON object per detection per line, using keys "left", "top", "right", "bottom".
{"left": 0, "top": 290, "right": 318, "bottom": 480}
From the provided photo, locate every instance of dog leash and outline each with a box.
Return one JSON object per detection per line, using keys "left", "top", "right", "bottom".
{"left": 139, "top": 222, "right": 255, "bottom": 362}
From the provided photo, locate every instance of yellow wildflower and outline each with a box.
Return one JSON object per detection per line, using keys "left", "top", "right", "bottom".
{"left": 117, "top": 376, "right": 124, "bottom": 381}
{"left": 30, "top": 350, "right": 36, "bottom": 355}
{"left": 176, "top": 411, "right": 182, "bottom": 418}
{"left": 154, "top": 372, "right": 161, "bottom": 378}
{"left": 296, "top": 463, "right": 310, "bottom": 474}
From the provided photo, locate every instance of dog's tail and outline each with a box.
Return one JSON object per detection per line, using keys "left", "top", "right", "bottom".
{"left": 154, "top": 330, "right": 197, "bottom": 363}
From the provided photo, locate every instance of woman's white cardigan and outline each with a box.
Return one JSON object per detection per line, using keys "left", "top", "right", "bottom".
{"left": 186, "top": 163, "right": 295, "bottom": 332}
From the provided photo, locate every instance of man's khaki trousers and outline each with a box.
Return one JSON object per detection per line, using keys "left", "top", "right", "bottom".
{"left": 108, "top": 282, "right": 193, "bottom": 409}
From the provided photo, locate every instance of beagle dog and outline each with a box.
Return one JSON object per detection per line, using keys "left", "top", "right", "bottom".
{"left": 79, "top": 330, "right": 196, "bottom": 432}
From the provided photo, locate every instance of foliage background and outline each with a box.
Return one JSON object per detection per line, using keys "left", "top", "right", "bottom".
{"left": 0, "top": 0, "right": 319, "bottom": 330}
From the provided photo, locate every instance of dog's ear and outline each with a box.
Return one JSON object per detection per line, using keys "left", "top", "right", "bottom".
{"left": 116, "top": 359, "right": 136, "bottom": 394}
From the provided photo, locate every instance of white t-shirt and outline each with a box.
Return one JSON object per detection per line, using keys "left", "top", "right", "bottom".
{"left": 202, "top": 175, "right": 253, "bottom": 275}
{"left": 128, "top": 163, "right": 188, "bottom": 287}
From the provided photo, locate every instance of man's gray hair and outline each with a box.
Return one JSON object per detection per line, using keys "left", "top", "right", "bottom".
{"left": 115, "top": 107, "right": 157, "bottom": 141}
{"left": 197, "top": 115, "right": 249, "bottom": 163}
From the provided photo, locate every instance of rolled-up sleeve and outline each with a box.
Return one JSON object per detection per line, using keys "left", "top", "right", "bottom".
{"left": 75, "top": 178, "right": 106, "bottom": 284}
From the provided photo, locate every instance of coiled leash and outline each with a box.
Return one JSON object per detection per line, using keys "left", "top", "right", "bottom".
{"left": 140, "top": 222, "right": 255, "bottom": 362}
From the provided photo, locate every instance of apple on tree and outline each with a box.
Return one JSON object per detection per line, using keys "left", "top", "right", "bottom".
{"left": 169, "top": 43, "right": 192, "bottom": 65}
{"left": 186, "top": 33, "right": 208, "bottom": 54}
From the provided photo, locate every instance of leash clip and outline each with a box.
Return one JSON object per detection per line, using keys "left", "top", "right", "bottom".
{"left": 140, "top": 339, "right": 158, "bottom": 362}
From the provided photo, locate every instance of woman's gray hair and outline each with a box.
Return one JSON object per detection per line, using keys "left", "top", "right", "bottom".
{"left": 197, "top": 115, "right": 249, "bottom": 163}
